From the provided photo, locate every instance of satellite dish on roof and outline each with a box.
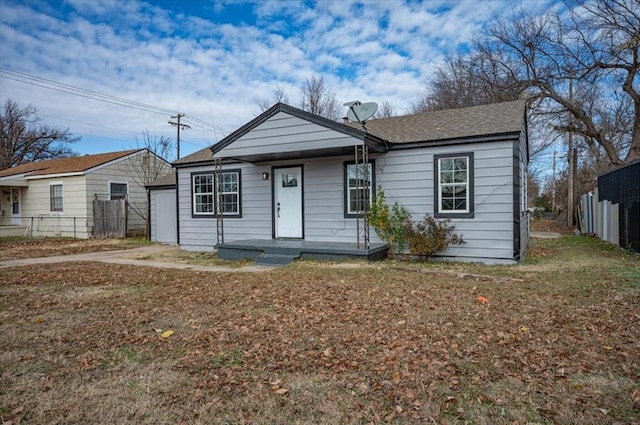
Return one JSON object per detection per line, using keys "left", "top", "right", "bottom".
{"left": 344, "top": 101, "right": 378, "bottom": 123}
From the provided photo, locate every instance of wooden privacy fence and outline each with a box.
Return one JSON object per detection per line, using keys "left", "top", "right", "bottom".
{"left": 93, "top": 198, "right": 127, "bottom": 238}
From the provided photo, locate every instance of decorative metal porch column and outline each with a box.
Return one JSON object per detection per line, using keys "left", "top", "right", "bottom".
{"left": 355, "top": 143, "right": 370, "bottom": 250}
{"left": 214, "top": 157, "right": 224, "bottom": 246}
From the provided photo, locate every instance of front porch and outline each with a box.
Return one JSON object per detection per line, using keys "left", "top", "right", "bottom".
{"left": 217, "top": 239, "right": 388, "bottom": 266}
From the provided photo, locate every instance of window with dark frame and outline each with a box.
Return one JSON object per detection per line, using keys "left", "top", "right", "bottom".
{"left": 191, "top": 170, "right": 241, "bottom": 217}
{"left": 218, "top": 171, "right": 239, "bottom": 215}
{"left": 434, "top": 153, "right": 474, "bottom": 218}
{"left": 110, "top": 183, "right": 128, "bottom": 200}
{"left": 50, "top": 184, "right": 63, "bottom": 212}
{"left": 344, "top": 162, "right": 374, "bottom": 217}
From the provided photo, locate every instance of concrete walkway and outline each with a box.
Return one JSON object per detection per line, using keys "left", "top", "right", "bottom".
{"left": 530, "top": 231, "right": 562, "bottom": 239}
{"left": 0, "top": 245, "right": 268, "bottom": 272}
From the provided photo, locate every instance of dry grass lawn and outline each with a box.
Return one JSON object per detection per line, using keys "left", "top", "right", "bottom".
{"left": 0, "top": 237, "right": 151, "bottom": 260}
{"left": 0, "top": 236, "right": 639, "bottom": 424}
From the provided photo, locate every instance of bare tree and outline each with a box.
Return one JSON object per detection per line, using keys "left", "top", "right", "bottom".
{"left": 475, "top": 0, "right": 639, "bottom": 166}
{"left": 254, "top": 86, "right": 290, "bottom": 112}
{"left": 375, "top": 100, "right": 398, "bottom": 118}
{"left": 126, "top": 131, "right": 174, "bottom": 236}
{"left": 298, "top": 74, "right": 341, "bottom": 121}
{"left": 411, "top": 51, "right": 522, "bottom": 114}
{"left": 408, "top": 51, "right": 557, "bottom": 158}
{"left": 0, "top": 98, "right": 79, "bottom": 170}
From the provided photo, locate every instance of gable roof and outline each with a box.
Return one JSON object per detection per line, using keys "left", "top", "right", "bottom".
{"left": 210, "top": 102, "right": 389, "bottom": 155}
{"left": 172, "top": 100, "right": 527, "bottom": 167}
{"left": 0, "top": 149, "right": 142, "bottom": 178}
{"left": 361, "top": 100, "right": 526, "bottom": 144}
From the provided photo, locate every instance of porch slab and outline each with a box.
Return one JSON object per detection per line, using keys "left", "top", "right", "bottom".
{"left": 217, "top": 239, "right": 388, "bottom": 262}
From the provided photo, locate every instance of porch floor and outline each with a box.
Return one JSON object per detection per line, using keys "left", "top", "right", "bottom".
{"left": 217, "top": 239, "right": 388, "bottom": 263}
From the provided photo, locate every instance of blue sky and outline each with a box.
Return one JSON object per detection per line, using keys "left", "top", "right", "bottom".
{"left": 0, "top": 0, "right": 554, "bottom": 159}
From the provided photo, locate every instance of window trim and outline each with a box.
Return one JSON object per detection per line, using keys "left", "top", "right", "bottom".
{"left": 108, "top": 181, "right": 129, "bottom": 201}
{"left": 343, "top": 160, "right": 376, "bottom": 218}
{"left": 190, "top": 169, "right": 242, "bottom": 218}
{"left": 191, "top": 172, "right": 214, "bottom": 217}
{"left": 49, "top": 182, "right": 64, "bottom": 213}
{"left": 433, "top": 152, "right": 474, "bottom": 218}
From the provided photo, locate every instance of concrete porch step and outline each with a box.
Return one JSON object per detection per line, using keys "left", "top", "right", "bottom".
{"left": 256, "top": 253, "right": 300, "bottom": 266}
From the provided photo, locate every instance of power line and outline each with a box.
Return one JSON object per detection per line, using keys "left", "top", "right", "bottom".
{"left": 38, "top": 113, "right": 140, "bottom": 136}
{"left": 1, "top": 67, "right": 227, "bottom": 146}
{"left": 1, "top": 67, "right": 231, "bottom": 142}
{"left": 0, "top": 67, "right": 179, "bottom": 116}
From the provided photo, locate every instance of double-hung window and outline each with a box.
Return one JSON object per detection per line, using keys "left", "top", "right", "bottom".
{"left": 218, "top": 170, "right": 240, "bottom": 216}
{"left": 191, "top": 170, "right": 241, "bottom": 217}
{"left": 192, "top": 173, "right": 214, "bottom": 215}
{"left": 344, "top": 161, "right": 375, "bottom": 217}
{"left": 434, "top": 153, "right": 474, "bottom": 218}
{"left": 50, "top": 183, "right": 63, "bottom": 212}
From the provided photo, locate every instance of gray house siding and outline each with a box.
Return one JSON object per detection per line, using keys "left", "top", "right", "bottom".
{"left": 177, "top": 164, "right": 272, "bottom": 251}
{"left": 177, "top": 137, "right": 519, "bottom": 262}
{"left": 217, "top": 112, "right": 367, "bottom": 159}
{"left": 379, "top": 141, "right": 516, "bottom": 262}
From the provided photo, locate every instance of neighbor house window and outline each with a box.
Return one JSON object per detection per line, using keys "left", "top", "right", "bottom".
{"left": 50, "top": 183, "right": 63, "bottom": 212}
{"left": 110, "top": 182, "right": 128, "bottom": 200}
{"left": 192, "top": 173, "right": 214, "bottom": 215}
{"left": 434, "top": 153, "right": 474, "bottom": 218}
{"left": 191, "top": 170, "right": 241, "bottom": 217}
{"left": 344, "top": 161, "right": 375, "bottom": 217}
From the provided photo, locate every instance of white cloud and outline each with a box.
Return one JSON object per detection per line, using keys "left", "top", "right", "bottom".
{"left": 0, "top": 0, "right": 556, "bottom": 157}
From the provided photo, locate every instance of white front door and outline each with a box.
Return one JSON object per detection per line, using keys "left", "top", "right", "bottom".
{"left": 274, "top": 166, "right": 303, "bottom": 238}
{"left": 10, "top": 188, "right": 20, "bottom": 225}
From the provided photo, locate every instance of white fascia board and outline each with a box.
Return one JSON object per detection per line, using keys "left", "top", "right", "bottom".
{"left": 0, "top": 174, "right": 30, "bottom": 186}
{"left": 25, "top": 172, "right": 84, "bottom": 180}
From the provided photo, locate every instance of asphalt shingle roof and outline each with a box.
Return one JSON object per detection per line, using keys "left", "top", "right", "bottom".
{"left": 171, "top": 100, "right": 527, "bottom": 166}
{"left": 173, "top": 146, "right": 215, "bottom": 165}
{"left": 146, "top": 171, "right": 176, "bottom": 187}
{"left": 361, "top": 100, "right": 526, "bottom": 144}
{"left": 0, "top": 150, "right": 141, "bottom": 178}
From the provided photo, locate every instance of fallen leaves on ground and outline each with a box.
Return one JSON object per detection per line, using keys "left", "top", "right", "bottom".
{"left": 0, "top": 238, "right": 146, "bottom": 260}
{"left": 0, "top": 237, "right": 639, "bottom": 424}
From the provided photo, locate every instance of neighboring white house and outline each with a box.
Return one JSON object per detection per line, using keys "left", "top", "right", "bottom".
{"left": 0, "top": 149, "right": 171, "bottom": 238}
{"left": 158, "top": 100, "right": 529, "bottom": 264}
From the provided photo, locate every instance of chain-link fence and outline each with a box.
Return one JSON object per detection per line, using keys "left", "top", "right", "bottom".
{"left": 0, "top": 215, "right": 127, "bottom": 239}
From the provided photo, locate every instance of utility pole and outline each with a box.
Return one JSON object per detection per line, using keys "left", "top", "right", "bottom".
{"left": 552, "top": 150, "right": 556, "bottom": 212}
{"left": 168, "top": 113, "right": 190, "bottom": 159}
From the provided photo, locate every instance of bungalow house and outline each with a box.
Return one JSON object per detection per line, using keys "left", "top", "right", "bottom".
{"left": 168, "top": 100, "right": 529, "bottom": 264}
{"left": 0, "top": 149, "right": 171, "bottom": 238}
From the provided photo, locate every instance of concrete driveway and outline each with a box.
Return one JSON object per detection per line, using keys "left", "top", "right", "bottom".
{"left": 0, "top": 245, "right": 267, "bottom": 272}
